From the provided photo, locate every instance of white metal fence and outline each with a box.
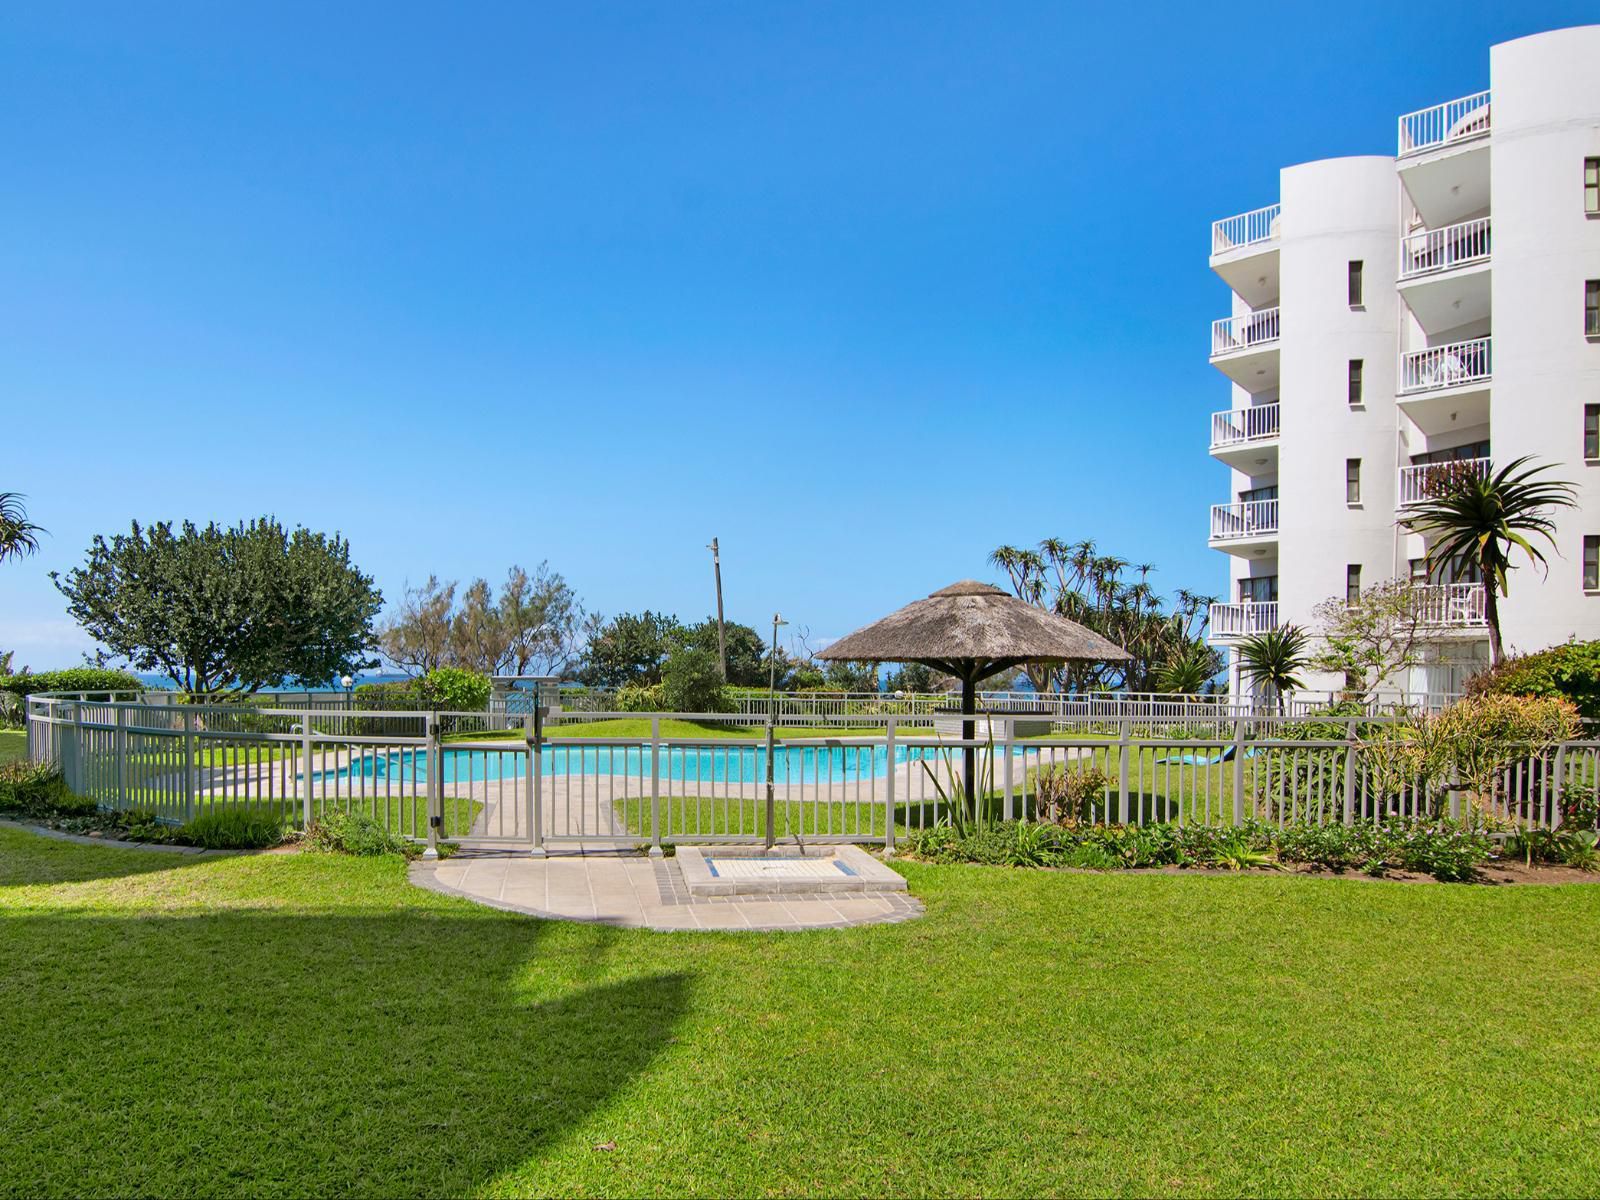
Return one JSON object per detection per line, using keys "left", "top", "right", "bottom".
{"left": 1211, "top": 306, "right": 1280, "bottom": 357}
{"left": 1398, "top": 456, "right": 1492, "bottom": 504}
{"left": 1411, "top": 581, "right": 1489, "bottom": 628}
{"left": 1208, "top": 601, "right": 1279, "bottom": 640}
{"left": 27, "top": 696, "right": 1593, "bottom": 853}
{"left": 1399, "top": 216, "right": 1491, "bottom": 279}
{"left": 1210, "top": 498, "right": 1279, "bottom": 541}
{"left": 1399, "top": 336, "right": 1491, "bottom": 394}
{"left": 1398, "top": 90, "right": 1491, "bottom": 156}
{"left": 1211, "top": 203, "right": 1281, "bottom": 255}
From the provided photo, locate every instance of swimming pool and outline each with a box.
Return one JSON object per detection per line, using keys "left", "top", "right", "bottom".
{"left": 318, "top": 743, "right": 968, "bottom": 786}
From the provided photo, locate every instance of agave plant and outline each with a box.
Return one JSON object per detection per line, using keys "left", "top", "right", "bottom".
{"left": 1236, "top": 625, "right": 1311, "bottom": 714}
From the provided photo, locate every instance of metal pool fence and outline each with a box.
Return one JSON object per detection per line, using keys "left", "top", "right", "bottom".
{"left": 24, "top": 695, "right": 1598, "bottom": 854}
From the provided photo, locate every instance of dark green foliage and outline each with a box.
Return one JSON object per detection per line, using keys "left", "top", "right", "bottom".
{"left": 178, "top": 809, "right": 287, "bottom": 850}
{"left": 0, "top": 762, "right": 86, "bottom": 817}
{"left": 304, "top": 811, "right": 416, "bottom": 858}
{"left": 1466, "top": 640, "right": 1600, "bottom": 719}
{"left": 414, "top": 666, "right": 491, "bottom": 712}
{"left": 677, "top": 619, "right": 768, "bottom": 687}
{"left": 884, "top": 661, "right": 944, "bottom": 693}
{"left": 578, "top": 611, "right": 682, "bottom": 688}
{"left": 659, "top": 647, "right": 732, "bottom": 713}
{"left": 0, "top": 668, "right": 145, "bottom": 698}
{"left": 906, "top": 818, "right": 1495, "bottom": 882}
{"left": 54, "top": 517, "right": 382, "bottom": 694}
{"left": 614, "top": 683, "right": 667, "bottom": 712}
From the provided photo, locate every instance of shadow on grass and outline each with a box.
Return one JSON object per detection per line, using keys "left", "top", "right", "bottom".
{"left": 0, "top": 907, "right": 691, "bottom": 1197}
{"left": 0, "top": 825, "right": 226, "bottom": 888}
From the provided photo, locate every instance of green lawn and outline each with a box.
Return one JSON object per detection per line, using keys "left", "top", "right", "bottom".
{"left": 0, "top": 728, "right": 26, "bottom": 766}
{"left": 3, "top": 827, "right": 1599, "bottom": 1197}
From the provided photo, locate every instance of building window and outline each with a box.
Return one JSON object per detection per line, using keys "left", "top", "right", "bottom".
{"left": 1586, "top": 404, "right": 1599, "bottom": 461}
{"left": 1238, "top": 575, "right": 1278, "bottom": 604}
{"left": 1346, "top": 564, "right": 1362, "bottom": 605}
{"left": 1346, "top": 458, "right": 1362, "bottom": 504}
{"left": 1348, "top": 359, "right": 1363, "bottom": 406}
{"left": 1587, "top": 280, "right": 1600, "bottom": 336}
{"left": 1586, "top": 536, "right": 1600, "bottom": 592}
{"left": 1410, "top": 440, "right": 1492, "bottom": 466}
{"left": 1587, "top": 157, "right": 1600, "bottom": 215}
{"left": 1348, "top": 260, "right": 1364, "bottom": 308}
{"left": 1239, "top": 484, "right": 1278, "bottom": 502}
{"left": 1408, "top": 558, "right": 1428, "bottom": 583}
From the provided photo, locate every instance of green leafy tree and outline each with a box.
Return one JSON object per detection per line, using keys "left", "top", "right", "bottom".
{"left": 578, "top": 611, "right": 682, "bottom": 688}
{"left": 0, "top": 493, "right": 44, "bottom": 564}
{"left": 1399, "top": 456, "right": 1578, "bottom": 666}
{"left": 659, "top": 645, "right": 733, "bottom": 713}
{"left": 1237, "top": 625, "right": 1312, "bottom": 712}
{"left": 885, "top": 661, "right": 945, "bottom": 694}
{"left": 678, "top": 618, "right": 768, "bottom": 686}
{"left": 496, "top": 562, "right": 583, "bottom": 676}
{"left": 53, "top": 518, "right": 383, "bottom": 695}
{"left": 1310, "top": 579, "right": 1426, "bottom": 703}
{"left": 992, "top": 538, "right": 1215, "bottom": 693}
{"left": 379, "top": 576, "right": 456, "bottom": 675}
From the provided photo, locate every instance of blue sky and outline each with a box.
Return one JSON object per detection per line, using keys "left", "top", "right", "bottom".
{"left": 2, "top": 1, "right": 1592, "bottom": 671}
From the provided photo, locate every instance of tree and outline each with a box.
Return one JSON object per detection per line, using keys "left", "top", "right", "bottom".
{"left": 885, "top": 661, "right": 945, "bottom": 694}
{"left": 991, "top": 538, "right": 1215, "bottom": 693}
{"left": 659, "top": 645, "right": 733, "bottom": 713}
{"left": 497, "top": 563, "right": 583, "bottom": 676}
{"left": 1154, "top": 640, "right": 1223, "bottom": 694}
{"left": 1399, "top": 456, "right": 1578, "bottom": 666}
{"left": 1310, "top": 579, "right": 1427, "bottom": 703}
{"left": 578, "top": 611, "right": 682, "bottom": 688}
{"left": 0, "top": 493, "right": 44, "bottom": 564}
{"left": 449, "top": 578, "right": 510, "bottom": 675}
{"left": 1237, "top": 625, "right": 1311, "bottom": 712}
{"left": 54, "top": 518, "right": 382, "bottom": 694}
{"left": 379, "top": 577, "right": 456, "bottom": 675}
{"left": 679, "top": 618, "right": 767, "bottom": 686}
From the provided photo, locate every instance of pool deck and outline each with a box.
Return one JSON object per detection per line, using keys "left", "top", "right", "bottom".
{"left": 411, "top": 848, "right": 925, "bottom": 931}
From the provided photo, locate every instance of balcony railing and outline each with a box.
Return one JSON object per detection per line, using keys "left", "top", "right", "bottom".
{"left": 1211, "top": 307, "right": 1280, "bottom": 357}
{"left": 1398, "top": 457, "right": 1492, "bottom": 505}
{"left": 1210, "top": 499, "right": 1279, "bottom": 542}
{"left": 1399, "top": 336, "right": 1491, "bottom": 395}
{"left": 1412, "top": 582, "right": 1488, "bottom": 628}
{"left": 1399, "top": 217, "right": 1491, "bottom": 280}
{"left": 1398, "top": 90, "right": 1491, "bottom": 157}
{"left": 1209, "top": 601, "right": 1279, "bottom": 640}
{"left": 1212, "top": 203, "right": 1281, "bottom": 256}
{"left": 1210, "top": 404, "right": 1280, "bottom": 450}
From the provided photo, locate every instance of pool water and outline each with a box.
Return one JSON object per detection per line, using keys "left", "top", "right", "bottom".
{"left": 319, "top": 743, "right": 965, "bottom": 786}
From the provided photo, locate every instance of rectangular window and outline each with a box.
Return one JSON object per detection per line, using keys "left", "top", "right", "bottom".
{"left": 1586, "top": 404, "right": 1599, "bottom": 460}
{"left": 1348, "top": 260, "right": 1364, "bottom": 307}
{"left": 1586, "top": 536, "right": 1600, "bottom": 592}
{"left": 1587, "top": 157, "right": 1600, "bottom": 215}
{"left": 1346, "top": 564, "right": 1362, "bottom": 605}
{"left": 1587, "top": 280, "right": 1600, "bottom": 336}
{"left": 1348, "top": 359, "right": 1363, "bottom": 406}
{"left": 1238, "top": 575, "right": 1279, "bottom": 604}
{"left": 1410, "top": 439, "right": 1492, "bottom": 466}
{"left": 1346, "top": 458, "right": 1362, "bottom": 504}
{"left": 1408, "top": 557, "right": 1428, "bottom": 583}
{"left": 1239, "top": 485, "right": 1278, "bottom": 502}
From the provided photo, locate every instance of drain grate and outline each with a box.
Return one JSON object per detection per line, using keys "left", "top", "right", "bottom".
{"left": 704, "top": 856, "right": 855, "bottom": 880}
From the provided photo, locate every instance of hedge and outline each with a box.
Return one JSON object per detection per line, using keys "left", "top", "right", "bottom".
{"left": 0, "top": 668, "right": 145, "bottom": 698}
{"left": 1465, "top": 640, "right": 1600, "bottom": 720}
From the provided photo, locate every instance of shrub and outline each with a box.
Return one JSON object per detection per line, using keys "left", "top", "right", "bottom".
{"left": 0, "top": 761, "right": 84, "bottom": 817}
{"left": 659, "top": 647, "right": 733, "bottom": 714}
{"left": 415, "top": 667, "right": 491, "bottom": 713}
{"left": 1034, "top": 764, "right": 1111, "bottom": 824}
{"left": 0, "top": 668, "right": 145, "bottom": 698}
{"left": 1392, "top": 822, "right": 1490, "bottom": 882}
{"left": 615, "top": 683, "right": 666, "bottom": 712}
{"left": 304, "top": 811, "right": 417, "bottom": 858}
{"left": 179, "top": 809, "right": 288, "bottom": 849}
{"left": 1466, "top": 640, "right": 1600, "bottom": 719}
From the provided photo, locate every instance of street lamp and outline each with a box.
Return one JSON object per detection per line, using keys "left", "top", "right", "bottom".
{"left": 765, "top": 613, "right": 788, "bottom": 850}
{"left": 340, "top": 674, "right": 354, "bottom": 711}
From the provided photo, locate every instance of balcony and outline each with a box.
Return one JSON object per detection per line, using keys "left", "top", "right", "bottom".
{"left": 1210, "top": 500, "right": 1279, "bottom": 556}
{"left": 1398, "top": 91, "right": 1491, "bottom": 157}
{"left": 1211, "top": 204, "right": 1280, "bottom": 308}
{"left": 1398, "top": 457, "right": 1492, "bottom": 505}
{"left": 1399, "top": 336, "right": 1491, "bottom": 394}
{"left": 1210, "top": 403, "right": 1280, "bottom": 470}
{"left": 1412, "top": 582, "right": 1488, "bottom": 630}
{"left": 1399, "top": 217, "right": 1490, "bottom": 280}
{"left": 1209, "top": 601, "right": 1279, "bottom": 642}
{"left": 1209, "top": 306, "right": 1280, "bottom": 390}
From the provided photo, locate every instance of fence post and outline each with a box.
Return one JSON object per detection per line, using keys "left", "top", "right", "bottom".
{"left": 648, "top": 715, "right": 663, "bottom": 859}
{"left": 1342, "top": 719, "right": 1357, "bottom": 826}
{"left": 423, "top": 713, "right": 441, "bottom": 860}
{"left": 1231, "top": 718, "right": 1246, "bottom": 827}
{"left": 183, "top": 709, "right": 197, "bottom": 824}
{"left": 1552, "top": 743, "right": 1568, "bottom": 830}
{"left": 1117, "top": 719, "right": 1131, "bottom": 824}
{"left": 883, "top": 716, "right": 897, "bottom": 854}
{"left": 115, "top": 704, "right": 128, "bottom": 812}
{"left": 528, "top": 706, "right": 546, "bottom": 857}
{"left": 1002, "top": 716, "right": 1016, "bottom": 822}
{"left": 300, "top": 714, "right": 314, "bottom": 832}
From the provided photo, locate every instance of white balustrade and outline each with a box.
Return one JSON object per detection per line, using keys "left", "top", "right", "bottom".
{"left": 1211, "top": 203, "right": 1281, "bottom": 255}
{"left": 1210, "top": 403, "right": 1280, "bottom": 449}
{"left": 1399, "top": 216, "right": 1491, "bottom": 279}
{"left": 1211, "top": 306, "right": 1280, "bottom": 357}
{"left": 1398, "top": 90, "right": 1491, "bottom": 156}
{"left": 1399, "top": 336, "right": 1491, "bottom": 394}
{"left": 1210, "top": 499, "right": 1279, "bottom": 541}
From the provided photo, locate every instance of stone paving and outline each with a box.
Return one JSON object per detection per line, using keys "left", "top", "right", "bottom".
{"left": 411, "top": 848, "right": 925, "bottom": 931}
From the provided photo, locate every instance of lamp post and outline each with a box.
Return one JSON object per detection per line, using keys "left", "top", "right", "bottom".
{"left": 708, "top": 538, "right": 728, "bottom": 681}
{"left": 340, "top": 674, "right": 354, "bottom": 713}
{"left": 764, "top": 612, "right": 787, "bottom": 850}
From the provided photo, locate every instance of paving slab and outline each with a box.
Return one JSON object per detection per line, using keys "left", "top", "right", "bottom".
{"left": 411, "top": 848, "right": 923, "bottom": 931}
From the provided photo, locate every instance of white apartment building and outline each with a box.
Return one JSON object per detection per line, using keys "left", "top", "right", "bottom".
{"left": 1206, "top": 24, "right": 1600, "bottom": 702}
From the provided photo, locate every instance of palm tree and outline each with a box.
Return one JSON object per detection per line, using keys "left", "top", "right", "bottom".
{"left": 1237, "top": 625, "right": 1311, "bottom": 713}
{"left": 1154, "top": 640, "right": 1222, "bottom": 694}
{"left": 0, "top": 493, "right": 43, "bottom": 564}
{"left": 1398, "top": 456, "right": 1578, "bottom": 666}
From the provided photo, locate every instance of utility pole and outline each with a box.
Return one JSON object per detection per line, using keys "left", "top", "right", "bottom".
{"left": 708, "top": 537, "right": 728, "bottom": 680}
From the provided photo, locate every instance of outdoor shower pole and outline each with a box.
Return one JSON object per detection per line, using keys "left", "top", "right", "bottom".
{"left": 764, "top": 611, "right": 785, "bottom": 850}
{"left": 709, "top": 537, "right": 728, "bottom": 681}
{"left": 962, "top": 670, "right": 977, "bottom": 815}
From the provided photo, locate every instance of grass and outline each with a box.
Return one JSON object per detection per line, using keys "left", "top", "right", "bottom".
{"left": 0, "top": 728, "right": 26, "bottom": 766}
{"left": 3, "top": 828, "right": 1600, "bottom": 1197}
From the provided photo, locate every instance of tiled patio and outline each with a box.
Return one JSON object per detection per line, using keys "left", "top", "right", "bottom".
{"left": 411, "top": 849, "right": 924, "bottom": 931}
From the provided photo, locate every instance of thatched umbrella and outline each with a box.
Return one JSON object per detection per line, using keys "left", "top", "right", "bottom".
{"left": 817, "top": 580, "right": 1130, "bottom": 804}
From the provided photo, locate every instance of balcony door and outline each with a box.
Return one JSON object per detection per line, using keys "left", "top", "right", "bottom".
{"left": 1237, "top": 576, "right": 1278, "bottom": 603}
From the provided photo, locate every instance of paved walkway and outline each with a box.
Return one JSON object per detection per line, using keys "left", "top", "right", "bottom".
{"left": 411, "top": 849, "right": 924, "bottom": 931}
